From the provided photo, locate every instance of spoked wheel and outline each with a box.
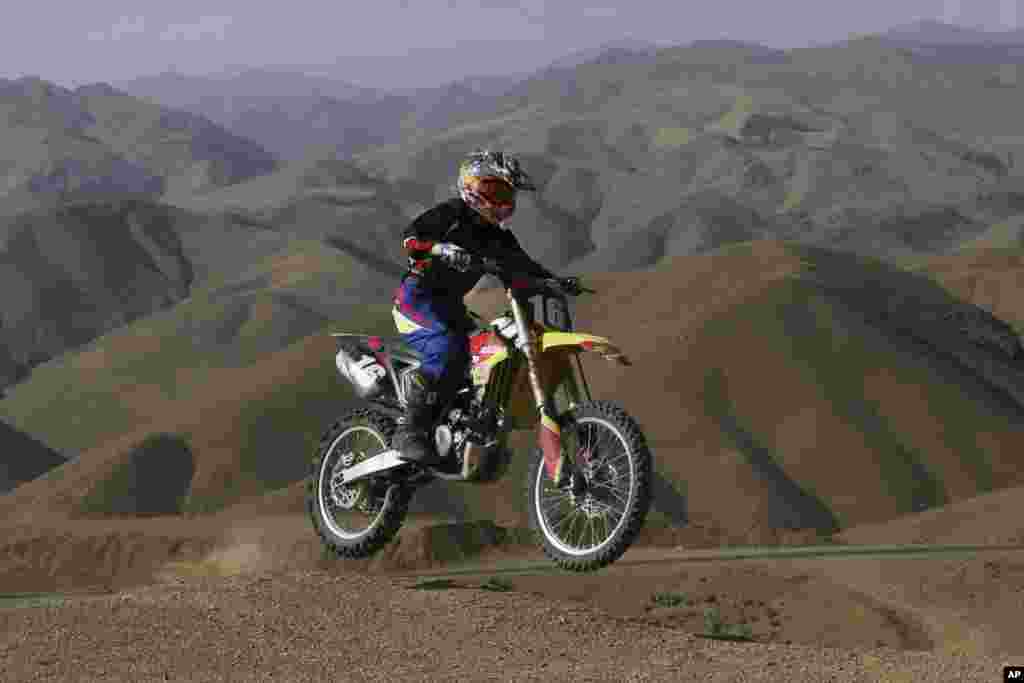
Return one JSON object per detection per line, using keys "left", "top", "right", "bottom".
{"left": 307, "top": 409, "right": 411, "bottom": 559}
{"left": 526, "top": 400, "right": 652, "bottom": 572}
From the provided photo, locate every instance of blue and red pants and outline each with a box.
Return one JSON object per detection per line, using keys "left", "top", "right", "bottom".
{"left": 392, "top": 277, "right": 474, "bottom": 384}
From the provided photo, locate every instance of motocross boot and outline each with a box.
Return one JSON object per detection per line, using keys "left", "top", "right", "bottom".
{"left": 394, "top": 369, "right": 444, "bottom": 466}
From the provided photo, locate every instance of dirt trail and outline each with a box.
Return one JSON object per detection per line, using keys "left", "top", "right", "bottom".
{"left": 0, "top": 568, "right": 1012, "bottom": 682}
{"left": 3, "top": 511, "right": 1024, "bottom": 670}
{"left": 821, "top": 558, "right": 1004, "bottom": 659}
{"left": 395, "top": 547, "right": 1024, "bottom": 657}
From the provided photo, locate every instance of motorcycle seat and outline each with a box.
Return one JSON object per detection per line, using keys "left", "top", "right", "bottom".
{"left": 332, "top": 333, "right": 423, "bottom": 361}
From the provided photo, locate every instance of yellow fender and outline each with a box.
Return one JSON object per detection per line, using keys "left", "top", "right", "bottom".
{"left": 540, "top": 331, "right": 632, "bottom": 366}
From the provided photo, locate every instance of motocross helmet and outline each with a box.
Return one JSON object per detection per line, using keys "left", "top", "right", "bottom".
{"left": 457, "top": 149, "right": 536, "bottom": 225}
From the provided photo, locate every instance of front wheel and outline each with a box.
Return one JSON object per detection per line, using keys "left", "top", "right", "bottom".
{"left": 526, "top": 400, "right": 652, "bottom": 572}
{"left": 307, "top": 409, "right": 411, "bottom": 559}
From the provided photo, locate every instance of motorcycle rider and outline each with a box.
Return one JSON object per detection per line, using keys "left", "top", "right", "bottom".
{"left": 391, "top": 150, "right": 556, "bottom": 466}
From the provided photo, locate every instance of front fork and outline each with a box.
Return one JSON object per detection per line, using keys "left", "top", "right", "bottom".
{"left": 509, "top": 292, "right": 582, "bottom": 492}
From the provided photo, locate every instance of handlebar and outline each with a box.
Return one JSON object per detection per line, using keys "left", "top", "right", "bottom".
{"left": 471, "top": 256, "right": 595, "bottom": 297}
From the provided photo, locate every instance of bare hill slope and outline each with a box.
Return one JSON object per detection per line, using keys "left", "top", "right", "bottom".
{"left": 1, "top": 76, "right": 277, "bottom": 217}
{"left": 6, "top": 242, "right": 1024, "bottom": 541}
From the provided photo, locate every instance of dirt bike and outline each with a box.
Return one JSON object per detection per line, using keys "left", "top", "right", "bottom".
{"left": 307, "top": 256, "right": 653, "bottom": 571}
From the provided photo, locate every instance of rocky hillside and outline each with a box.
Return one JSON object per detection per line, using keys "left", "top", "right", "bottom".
{"left": 116, "top": 71, "right": 516, "bottom": 161}
{"left": 6, "top": 35, "right": 1024, "bottom": 540}
{"left": 0, "top": 200, "right": 197, "bottom": 388}
{"left": 6, "top": 242, "right": 1024, "bottom": 541}
{"left": 878, "top": 19, "right": 1024, "bottom": 47}
{"left": 0, "top": 420, "right": 66, "bottom": 494}
{"left": 350, "top": 37, "right": 1024, "bottom": 273}
{"left": 112, "top": 43, "right": 676, "bottom": 162}
{"left": 0, "top": 77, "right": 278, "bottom": 216}
{"left": 165, "top": 152, "right": 444, "bottom": 278}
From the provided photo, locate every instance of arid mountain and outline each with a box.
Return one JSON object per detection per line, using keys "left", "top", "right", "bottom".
{"left": 18, "top": 35, "right": 1021, "bottom": 397}
{"left": 878, "top": 19, "right": 1024, "bottom": 46}
{"left": 0, "top": 153, "right": 415, "bottom": 396}
{"left": 6, "top": 36, "right": 1024, "bottom": 543}
{"left": 850, "top": 20, "right": 1024, "bottom": 68}
{"left": 116, "top": 68, "right": 378, "bottom": 107}
{"left": 350, "top": 37, "right": 1024, "bottom": 274}
{"left": 0, "top": 420, "right": 66, "bottom": 494}
{"left": 113, "top": 68, "right": 397, "bottom": 160}
{"left": 111, "top": 43, "right": 674, "bottom": 161}
{"left": 464, "top": 243, "right": 1024, "bottom": 537}
{"left": 544, "top": 38, "right": 662, "bottom": 70}
{"left": 0, "top": 235, "right": 397, "bottom": 476}
{"left": 5, "top": 242, "right": 1024, "bottom": 543}
{"left": 0, "top": 199, "right": 199, "bottom": 389}
{"left": 115, "top": 70, "right": 519, "bottom": 161}
{"left": 0, "top": 76, "right": 278, "bottom": 217}
{"left": 165, "top": 152, "right": 428, "bottom": 277}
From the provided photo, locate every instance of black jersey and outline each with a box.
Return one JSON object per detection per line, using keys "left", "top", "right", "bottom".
{"left": 401, "top": 197, "right": 554, "bottom": 298}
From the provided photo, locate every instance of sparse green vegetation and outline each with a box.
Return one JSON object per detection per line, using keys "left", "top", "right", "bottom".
{"left": 651, "top": 591, "right": 689, "bottom": 608}
{"left": 782, "top": 190, "right": 804, "bottom": 211}
{"left": 480, "top": 577, "right": 514, "bottom": 592}
{"left": 716, "top": 93, "right": 754, "bottom": 133}
{"left": 0, "top": 593, "right": 66, "bottom": 609}
{"left": 652, "top": 127, "right": 691, "bottom": 148}
{"left": 412, "top": 578, "right": 459, "bottom": 591}
{"left": 702, "top": 606, "right": 755, "bottom": 641}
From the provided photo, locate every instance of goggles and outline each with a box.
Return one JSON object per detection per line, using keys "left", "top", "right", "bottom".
{"left": 474, "top": 178, "right": 517, "bottom": 206}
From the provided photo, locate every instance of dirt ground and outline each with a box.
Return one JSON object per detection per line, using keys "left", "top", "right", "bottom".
{"left": 3, "top": 566, "right": 1010, "bottom": 683}
{"left": 1, "top": 510, "right": 1022, "bottom": 681}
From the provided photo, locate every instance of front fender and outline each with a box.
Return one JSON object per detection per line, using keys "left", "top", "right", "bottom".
{"left": 540, "top": 332, "right": 632, "bottom": 366}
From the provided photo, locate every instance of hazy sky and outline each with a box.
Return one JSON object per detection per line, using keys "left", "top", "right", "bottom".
{"left": 1, "top": 1, "right": 1019, "bottom": 89}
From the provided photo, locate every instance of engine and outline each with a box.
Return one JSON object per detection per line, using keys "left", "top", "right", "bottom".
{"left": 433, "top": 392, "right": 510, "bottom": 481}
{"left": 437, "top": 399, "right": 477, "bottom": 461}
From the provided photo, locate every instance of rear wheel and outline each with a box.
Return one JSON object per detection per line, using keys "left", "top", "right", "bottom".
{"left": 526, "top": 400, "right": 652, "bottom": 572}
{"left": 307, "top": 409, "right": 411, "bottom": 559}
